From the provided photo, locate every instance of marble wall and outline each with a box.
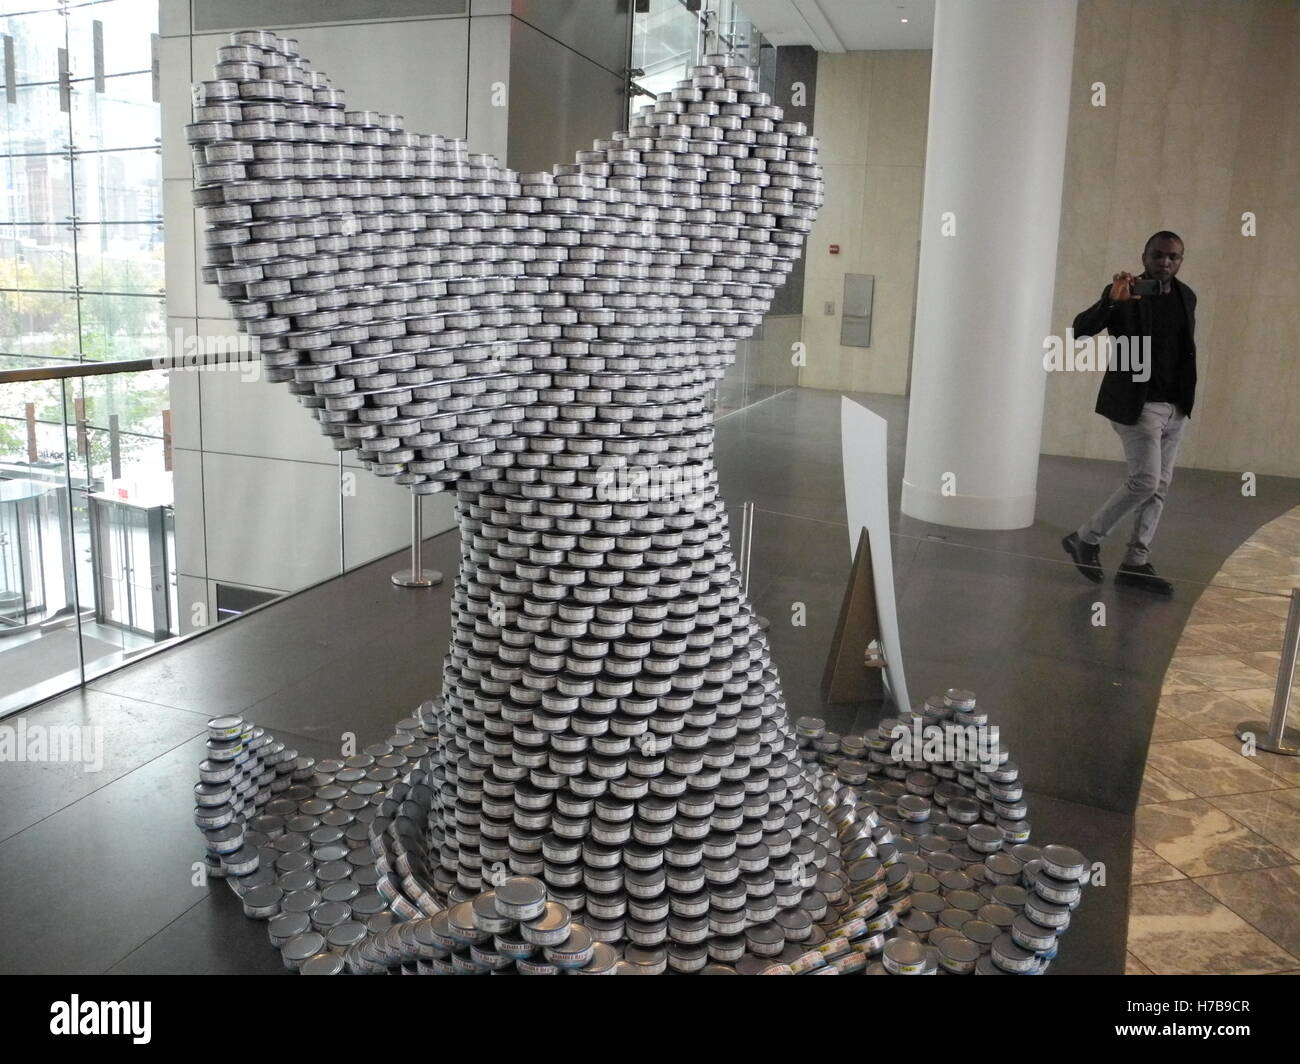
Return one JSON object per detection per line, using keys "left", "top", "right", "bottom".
{"left": 802, "top": 1, "right": 1298, "bottom": 478}
{"left": 797, "top": 50, "right": 930, "bottom": 397}
{"left": 1045, "top": 0, "right": 1300, "bottom": 478}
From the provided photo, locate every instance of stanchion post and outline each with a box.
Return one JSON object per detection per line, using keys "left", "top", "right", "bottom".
{"left": 1235, "top": 587, "right": 1300, "bottom": 756}
{"left": 392, "top": 493, "right": 443, "bottom": 589}
{"left": 739, "top": 500, "right": 769, "bottom": 632}
{"left": 740, "top": 500, "right": 754, "bottom": 598}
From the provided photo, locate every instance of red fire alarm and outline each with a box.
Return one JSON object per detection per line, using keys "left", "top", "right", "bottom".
{"left": 829, "top": 244, "right": 840, "bottom": 255}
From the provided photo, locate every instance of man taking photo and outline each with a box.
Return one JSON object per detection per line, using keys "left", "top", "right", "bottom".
{"left": 1061, "top": 231, "right": 1196, "bottom": 597}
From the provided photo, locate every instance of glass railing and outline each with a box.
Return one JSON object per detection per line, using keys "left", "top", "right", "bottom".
{"left": 0, "top": 350, "right": 454, "bottom": 717}
{"left": 630, "top": 0, "right": 775, "bottom": 117}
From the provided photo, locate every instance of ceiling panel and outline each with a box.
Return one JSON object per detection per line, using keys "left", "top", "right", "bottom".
{"left": 741, "top": 0, "right": 935, "bottom": 52}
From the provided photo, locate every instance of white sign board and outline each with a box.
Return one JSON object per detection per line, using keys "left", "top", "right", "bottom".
{"left": 840, "top": 396, "right": 910, "bottom": 713}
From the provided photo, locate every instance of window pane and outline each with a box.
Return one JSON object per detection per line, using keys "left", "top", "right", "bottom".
{"left": 66, "top": 0, "right": 158, "bottom": 78}
{"left": 0, "top": 287, "right": 80, "bottom": 359}
{"left": 70, "top": 146, "right": 160, "bottom": 222}
{"left": 70, "top": 71, "right": 160, "bottom": 150}
{"left": 0, "top": 149, "right": 73, "bottom": 224}
{"left": 0, "top": 350, "right": 80, "bottom": 370}
{"left": 0, "top": 8, "right": 67, "bottom": 87}
{"left": 75, "top": 219, "right": 161, "bottom": 290}
{"left": 631, "top": 0, "right": 701, "bottom": 101}
{"left": 0, "top": 80, "right": 69, "bottom": 159}
{"left": 77, "top": 290, "right": 164, "bottom": 360}
{"left": 0, "top": 218, "right": 79, "bottom": 358}
{"left": 0, "top": 371, "right": 70, "bottom": 467}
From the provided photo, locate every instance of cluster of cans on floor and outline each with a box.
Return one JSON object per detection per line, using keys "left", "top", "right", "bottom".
{"left": 193, "top": 689, "right": 1090, "bottom": 974}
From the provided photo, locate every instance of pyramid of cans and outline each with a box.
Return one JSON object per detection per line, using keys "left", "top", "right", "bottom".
{"left": 187, "top": 31, "right": 822, "bottom": 492}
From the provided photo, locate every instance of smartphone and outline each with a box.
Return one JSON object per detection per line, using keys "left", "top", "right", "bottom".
{"left": 1131, "top": 278, "right": 1162, "bottom": 297}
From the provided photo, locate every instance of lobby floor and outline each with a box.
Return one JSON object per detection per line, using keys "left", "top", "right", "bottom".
{"left": 1127, "top": 506, "right": 1300, "bottom": 974}
{"left": 1, "top": 387, "right": 1296, "bottom": 975}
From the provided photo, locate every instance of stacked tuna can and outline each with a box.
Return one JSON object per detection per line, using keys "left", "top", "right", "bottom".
{"left": 187, "top": 32, "right": 843, "bottom": 962}
{"left": 784, "top": 690, "right": 1088, "bottom": 973}
{"left": 194, "top": 693, "right": 1088, "bottom": 974}
{"left": 186, "top": 31, "right": 821, "bottom": 492}
{"left": 796, "top": 687, "right": 1032, "bottom": 842}
{"left": 187, "top": 32, "right": 1088, "bottom": 974}
{"left": 194, "top": 715, "right": 313, "bottom": 885}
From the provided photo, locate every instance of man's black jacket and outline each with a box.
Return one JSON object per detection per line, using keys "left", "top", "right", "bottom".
{"left": 1071, "top": 276, "right": 1197, "bottom": 425}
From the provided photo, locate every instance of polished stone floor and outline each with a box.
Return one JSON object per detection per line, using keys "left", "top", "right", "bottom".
{"left": 2, "top": 387, "right": 1297, "bottom": 975}
{"left": 1127, "top": 506, "right": 1300, "bottom": 975}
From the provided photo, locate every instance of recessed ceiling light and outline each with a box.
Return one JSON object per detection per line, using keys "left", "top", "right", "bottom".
{"left": 900, "top": 18, "right": 909, "bottom": 23}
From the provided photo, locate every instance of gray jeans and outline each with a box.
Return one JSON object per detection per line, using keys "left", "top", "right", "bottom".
{"left": 1078, "top": 401, "right": 1187, "bottom": 566}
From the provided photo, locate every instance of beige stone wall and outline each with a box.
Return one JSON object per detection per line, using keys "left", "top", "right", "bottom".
{"left": 798, "top": 51, "right": 930, "bottom": 396}
{"left": 801, "top": 1, "right": 1298, "bottom": 477}
{"left": 1046, "top": 0, "right": 1299, "bottom": 477}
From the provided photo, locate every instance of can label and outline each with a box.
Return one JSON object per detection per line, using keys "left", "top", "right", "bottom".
{"left": 827, "top": 916, "right": 866, "bottom": 941}
{"left": 842, "top": 897, "right": 880, "bottom": 922}
{"left": 788, "top": 951, "right": 827, "bottom": 974}
{"left": 832, "top": 953, "right": 868, "bottom": 975}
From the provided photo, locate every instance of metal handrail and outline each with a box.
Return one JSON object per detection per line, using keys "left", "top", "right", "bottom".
{"left": 0, "top": 349, "right": 257, "bottom": 384}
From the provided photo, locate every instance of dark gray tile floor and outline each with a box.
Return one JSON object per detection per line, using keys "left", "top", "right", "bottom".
{"left": 1, "top": 387, "right": 1295, "bottom": 975}
{"left": 717, "top": 389, "right": 1300, "bottom": 815}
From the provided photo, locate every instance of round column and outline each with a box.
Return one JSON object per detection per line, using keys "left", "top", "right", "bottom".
{"left": 901, "top": 0, "right": 1078, "bottom": 529}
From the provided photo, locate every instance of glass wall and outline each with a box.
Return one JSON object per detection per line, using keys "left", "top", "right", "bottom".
{"left": 0, "top": 0, "right": 163, "bottom": 369}
{"left": 0, "top": 0, "right": 166, "bottom": 713}
{"left": 631, "top": 0, "right": 774, "bottom": 116}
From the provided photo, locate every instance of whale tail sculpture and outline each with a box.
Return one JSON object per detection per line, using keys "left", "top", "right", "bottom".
{"left": 189, "top": 31, "right": 1085, "bottom": 975}
{"left": 187, "top": 31, "right": 820, "bottom": 490}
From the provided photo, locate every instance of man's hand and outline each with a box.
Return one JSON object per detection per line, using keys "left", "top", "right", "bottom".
{"left": 1108, "top": 271, "right": 1141, "bottom": 302}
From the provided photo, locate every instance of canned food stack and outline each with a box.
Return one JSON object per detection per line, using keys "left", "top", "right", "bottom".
{"left": 186, "top": 31, "right": 843, "bottom": 961}
{"left": 186, "top": 32, "right": 1089, "bottom": 974}
{"left": 195, "top": 715, "right": 306, "bottom": 885}
{"left": 813, "top": 780, "right": 1088, "bottom": 975}
{"left": 194, "top": 700, "right": 1089, "bottom": 973}
{"left": 364, "top": 717, "right": 847, "bottom": 968}
{"left": 187, "top": 34, "right": 822, "bottom": 494}
{"left": 193, "top": 710, "right": 444, "bottom": 974}
{"left": 796, "top": 690, "right": 1031, "bottom": 844}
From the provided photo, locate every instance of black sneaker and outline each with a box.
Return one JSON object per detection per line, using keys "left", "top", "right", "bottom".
{"left": 1114, "top": 562, "right": 1174, "bottom": 597}
{"left": 1061, "top": 533, "right": 1103, "bottom": 584}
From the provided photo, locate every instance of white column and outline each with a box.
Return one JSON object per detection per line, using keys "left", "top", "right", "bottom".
{"left": 901, "top": 0, "right": 1077, "bottom": 530}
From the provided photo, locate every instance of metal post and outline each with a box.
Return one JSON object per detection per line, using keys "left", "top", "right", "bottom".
{"left": 739, "top": 501, "right": 753, "bottom": 597}
{"left": 391, "top": 494, "right": 442, "bottom": 589}
{"left": 738, "top": 500, "right": 770, "bottom": 631}
{"left": 1235, "top": 587, "right": 1300, "bottom": 756}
